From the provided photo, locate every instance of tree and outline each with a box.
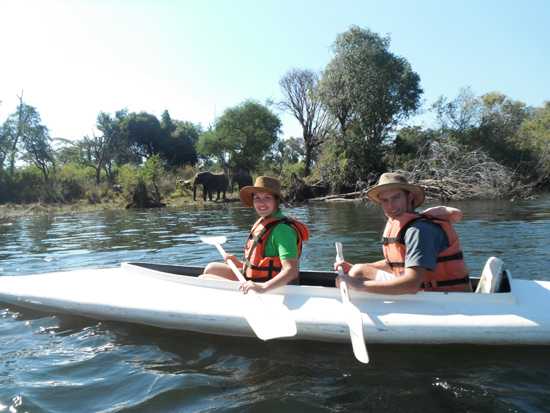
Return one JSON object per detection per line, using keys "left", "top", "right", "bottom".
{"left": 390, "top": 126, "right": 438, "bottom": 167}
{"left": 76, "top": 110, "right": 129, "bottom": 184}
{"left": 319, "top": 26, "right": 422, "bottom": 145}
{"left": 475, "top": 93, "right": 530, "bottom": 171}
{"left": 318, "top": 26, "right": 422, "bottom": 184}
{"left": 432, "top": 87, "right": 482, "bottom": 135}
{"left": 279, "top": 69, "right": 333, "bottom": 176}
{"left": 517, "top": 102, "right": 550, "bottom": 183}
{"left": 122, "top": 112, "right": 163, "bottom": 159}
{"left": 196, "top": 128, "right": 228, "bottom": 167}
{"left": 2, "top": 98, "right": 55, "bottom": 183}
{"left": 265, "top": 136, "right": 305, "bottom": 174}
{"left": 160, "top": 115, "right": 199, "bottom": 168}
{"left": 198, "top": 100, "right": 281, "bottom": 172}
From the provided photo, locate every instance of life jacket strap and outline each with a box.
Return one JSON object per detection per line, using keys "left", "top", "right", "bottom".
{"left": 243, "top": 259, "right": 281, "bottom": 281}
{"left": 387, "top": 251, "right": 464, "bottom": 268}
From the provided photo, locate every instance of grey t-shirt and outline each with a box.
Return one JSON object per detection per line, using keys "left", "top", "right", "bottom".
{"left": 403, "top": 220, "right": 449, "bottom": 270}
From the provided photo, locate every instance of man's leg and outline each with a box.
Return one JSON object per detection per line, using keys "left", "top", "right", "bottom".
{"left": 349, "top": 263, "right": 395, "bottom": 281}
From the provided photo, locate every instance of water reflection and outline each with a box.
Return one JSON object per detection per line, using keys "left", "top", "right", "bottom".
{"left": 0, "top": 194, "right": 549, "bottom": 279}
{"left": 1, "top": 195, "right": 550, "bottom": 412}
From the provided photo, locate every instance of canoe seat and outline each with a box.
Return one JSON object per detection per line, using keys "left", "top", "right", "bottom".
{"left": 475, "top": 256, "right": 506, "bottom": 293}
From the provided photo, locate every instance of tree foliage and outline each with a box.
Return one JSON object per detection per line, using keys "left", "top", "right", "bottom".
{"left": 2, "top": 99, "right": 55, "bottom": 183}
{"left": 319, "top": 26, "right": 422, "bottom": 144}
{"left": 317, "top": 26, "right": 422, "bottom": 186}
{"left": 197, "top": 100, "right": 281, "bottom": 172}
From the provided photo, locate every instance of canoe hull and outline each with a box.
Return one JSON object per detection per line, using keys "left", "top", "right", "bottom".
{"left": 1, "top": 263, "right": 550, "bottom": 345}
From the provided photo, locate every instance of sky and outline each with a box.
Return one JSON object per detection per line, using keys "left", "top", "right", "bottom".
{"left": 1, "top": 0, "right": 549, "bottom": 142}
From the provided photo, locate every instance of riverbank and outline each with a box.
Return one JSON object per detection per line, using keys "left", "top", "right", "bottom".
{"left": 0, "top": 201, "right": 125, "bottom": 220}
{"left": 0, "top": 194, "right": 243, "bottom": 220}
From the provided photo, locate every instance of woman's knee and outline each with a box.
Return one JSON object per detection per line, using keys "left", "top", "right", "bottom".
{"left": 203, "top": 262, "right": 224, "bottom": 274}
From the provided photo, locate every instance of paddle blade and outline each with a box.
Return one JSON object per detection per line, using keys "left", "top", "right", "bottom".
{"left": 343, "top": 300, "right": 369, "bottom": 363}
{"left": 242, "top": 294, "right": 297, "bottom": 340}
{"left": 200, "top": 236, "right": 227, "bottom": 246}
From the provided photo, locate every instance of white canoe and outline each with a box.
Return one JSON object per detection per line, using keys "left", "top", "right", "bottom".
{"left": 0, "top": 258, "right": 549, "bottom": 345}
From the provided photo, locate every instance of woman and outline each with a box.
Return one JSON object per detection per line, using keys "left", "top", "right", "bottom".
{"left": 200, "top": 176, "right": 309, "bottom": 294}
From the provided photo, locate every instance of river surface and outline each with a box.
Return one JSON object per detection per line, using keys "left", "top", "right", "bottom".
{"left": 1, "top": 196, "right": 550, "bottom": 412}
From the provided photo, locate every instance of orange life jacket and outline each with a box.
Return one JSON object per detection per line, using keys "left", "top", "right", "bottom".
{"left": 382, "top": 212, "right": 471, "bottom": 292}
{"left": 243, "top": 216, "right": 309, "bottom": 282}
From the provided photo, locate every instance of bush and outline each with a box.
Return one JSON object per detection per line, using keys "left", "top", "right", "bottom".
{"left": 9, "top": 167, "right": 45, "bottom": 203}
{"left": 55, "top": 163, "right": 95, "bottom": 201}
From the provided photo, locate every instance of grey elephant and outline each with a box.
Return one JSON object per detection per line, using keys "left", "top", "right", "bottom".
{"left": 230, "top": 168, "right": 253, "bottom": 191}
{"left": 192, "top": 171, "right": 228, "bottom": 201}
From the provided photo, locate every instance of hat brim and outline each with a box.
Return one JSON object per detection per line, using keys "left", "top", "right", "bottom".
{"left": 239, "top": 186, "right": 280, "bottom": 207}
{"left": 366, "top": 182, "right": 425, "bottom": 208}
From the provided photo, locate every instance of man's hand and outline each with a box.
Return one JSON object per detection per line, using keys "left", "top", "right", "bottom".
{"left": 335, "top": 273, "right": 362, "bottom": 290}
{"left": 333, "top": 260, "right": 352, "bottom": 274}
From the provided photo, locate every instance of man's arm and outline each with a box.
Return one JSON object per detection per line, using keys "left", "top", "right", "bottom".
{"left": 335, "top": 259, "right": 390, "bottom": 276}
{"left": 340, "top": 266, "right": 425, "bottom": 295}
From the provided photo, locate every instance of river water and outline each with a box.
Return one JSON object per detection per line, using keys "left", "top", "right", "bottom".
{"left": 1, "top": 196, "right": 550, "bottom": 412}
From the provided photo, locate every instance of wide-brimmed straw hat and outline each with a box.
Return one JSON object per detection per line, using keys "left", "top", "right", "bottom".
{"left": 239, "top": 176, "right": 282, "bottom": 207}
{"left": 366, "top": 172, "right": 425, "bottom": 208}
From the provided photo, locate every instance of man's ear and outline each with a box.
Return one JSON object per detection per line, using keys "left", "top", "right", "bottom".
{"left": 407, "top": 192, "right": 416, "bottom": 209}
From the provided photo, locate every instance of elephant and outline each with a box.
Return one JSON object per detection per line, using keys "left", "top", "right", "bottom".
{"left": 230, "top": 168, "right": 253, "bottom": 191}
{"left": 192, "top": 171, "right": 228, "bottom": 201}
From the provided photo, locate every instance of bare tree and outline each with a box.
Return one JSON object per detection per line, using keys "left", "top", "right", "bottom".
{"left": 279, "top": 68, "right": 333, "bottom": 176}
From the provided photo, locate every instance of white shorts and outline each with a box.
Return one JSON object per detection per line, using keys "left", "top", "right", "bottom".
{"left": 374, "top": 270, "right": 396, "bottom": 281}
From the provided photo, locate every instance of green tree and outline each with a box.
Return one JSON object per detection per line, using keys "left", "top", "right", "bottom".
{"left": 198, "top": 100, "right": 281, "bottom": 172}
{"left": 160, "top": 113, "right": 199, "bottom": 168}
{"left": 432, "top": 87, "right": 482, "bottom": 135}
{"left": 122, "top": 112, "right": 163, "bottom": 159}
{"left": 320, "top": 26, "right": 422, "bottom": 144}
{"left": 264, "top": 137, "right": 305, "bottom": 174}
{"left": 390, "top": 126, "right": 438, "bottom": 168}
{"left": 318, "top": 26, "right": 422, "bottom": 185}
{"left": 142, "top": 154, "right": 164, "bottom": 203}
{"left": 476, "top": 92, "right": 530, "bottom": 164}
{"left": 517, "top": 102, "right": 550, "bottom": 184}
{"left": 2, "top": 99, "right": 55, "bottom": 184}
{"left": 196, "top": 128, "right": 228, "bottom": 167}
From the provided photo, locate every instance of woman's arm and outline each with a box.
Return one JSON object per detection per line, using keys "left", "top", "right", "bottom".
{"left": 240, "top": 258, "right": 299, "bottom": 293}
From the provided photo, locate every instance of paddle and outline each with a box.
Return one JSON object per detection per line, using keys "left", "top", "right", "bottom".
{"left": 200, "top": 236, "right": 297, "bottom": 341}
{"left": 335, "top": 242, "right": 369, "bottom": 364}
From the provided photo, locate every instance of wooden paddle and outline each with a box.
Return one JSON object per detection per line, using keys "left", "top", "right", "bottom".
{"left": 335, "top": 242, "right": 369, "bottom": 364}
{"left": 201, "top": 236, "right": 297, "bottom": 341}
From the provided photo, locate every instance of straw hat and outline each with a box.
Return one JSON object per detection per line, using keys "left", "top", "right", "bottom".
{"left": 366, "top": 172, "right": 425, "bottom": 208}
{"left": 239, "top": 176, "right": 282, "bottom": 207}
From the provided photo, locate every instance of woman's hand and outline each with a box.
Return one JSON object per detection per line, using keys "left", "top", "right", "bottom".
{"left": 239, "top": 280, "right": 266, "bottom": 294}
{"left": 223, "top": 254, "right": 238, "bottom": 265}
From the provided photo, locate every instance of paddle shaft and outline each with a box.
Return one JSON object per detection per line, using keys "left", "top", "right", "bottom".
{"left": 335, "top": 242, "right": 351, "bottom": 302}
{"left": 212, "top": 242, "right": 247, "bottom": 283}
{"left": 335, "top": 241, "right": 369, "bottom": 364}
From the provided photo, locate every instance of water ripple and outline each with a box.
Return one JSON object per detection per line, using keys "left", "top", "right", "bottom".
{"left": 1, "top": 197, "right": 550, "bottom": 411}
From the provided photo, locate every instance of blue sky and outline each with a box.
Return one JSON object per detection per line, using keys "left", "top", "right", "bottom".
{"left": 1, "top": 0, "right": 548, "bottom": 141}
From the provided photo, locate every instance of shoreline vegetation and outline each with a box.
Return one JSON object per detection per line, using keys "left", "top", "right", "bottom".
{"left": 2, "top": 26, "right": 548, "bottom": 214}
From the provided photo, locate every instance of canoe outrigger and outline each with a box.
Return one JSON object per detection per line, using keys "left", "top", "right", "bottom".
{"left": 0, "top": 257, "right": 549, "bottom": 346}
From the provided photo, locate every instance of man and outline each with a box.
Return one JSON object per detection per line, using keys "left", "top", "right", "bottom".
{"left": 335, "top": 172, "right": 471, "bottom": 294}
